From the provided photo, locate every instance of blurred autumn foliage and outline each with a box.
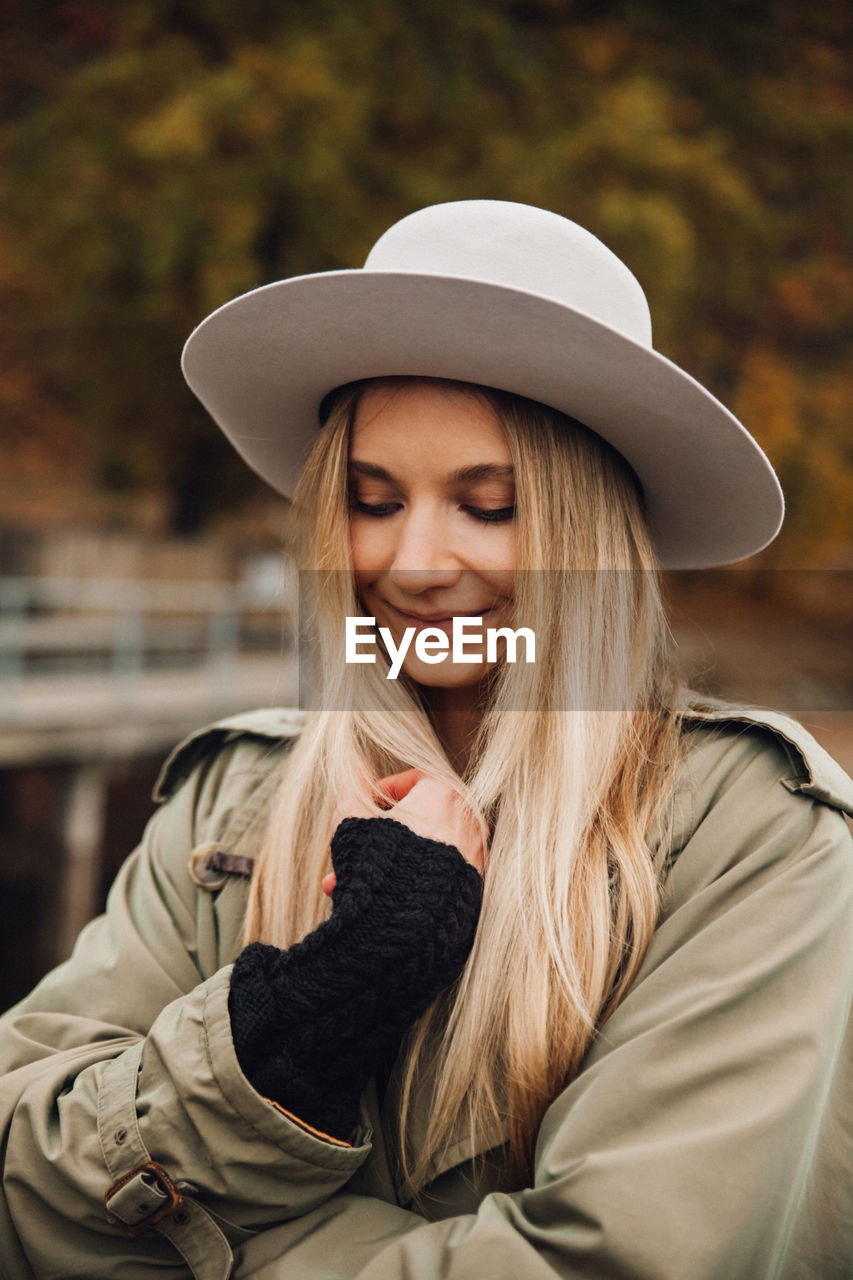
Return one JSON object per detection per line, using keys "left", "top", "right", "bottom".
{"left": 0, "top": 0, "right": 851, "bottom": 562}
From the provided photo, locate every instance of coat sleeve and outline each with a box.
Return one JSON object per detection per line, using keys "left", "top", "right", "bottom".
{"left": 0, "top": 736, "right": 371, "bottom": 1280}
{"left": 228, "top": 727, "right": 853, "bottom": 1280}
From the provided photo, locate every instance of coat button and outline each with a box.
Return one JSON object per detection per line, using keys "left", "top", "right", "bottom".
{"left": 188, "top": 842, "right": 228, "bottom": 890}
{"left": 114, "top": 1128, "right": 128, "bottom": 1145}
{"left": 173, "top": 1211, "right": 190, "bottom": 1226}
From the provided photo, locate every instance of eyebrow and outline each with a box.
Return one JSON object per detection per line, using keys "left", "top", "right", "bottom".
{"left": 348, "top": 461, "right": 515, "bottom": 484}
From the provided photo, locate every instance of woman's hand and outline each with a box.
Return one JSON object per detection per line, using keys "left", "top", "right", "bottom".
{"left": 323, "top": 768, "right": 485, "bottom": 895}
{"left": 231, "top": 781, "right": 485, "bottom": 1141}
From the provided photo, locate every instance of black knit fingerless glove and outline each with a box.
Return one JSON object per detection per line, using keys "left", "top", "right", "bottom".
{"left": 228, "top": 816, "right": 483, "bottom": 1141}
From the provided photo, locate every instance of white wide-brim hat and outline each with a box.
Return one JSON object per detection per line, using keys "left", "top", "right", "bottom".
{"left": 182, "top": 199, "right": 784, "bottom": 569}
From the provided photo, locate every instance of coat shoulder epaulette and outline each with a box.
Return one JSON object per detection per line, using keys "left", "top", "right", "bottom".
{"left": 678, "top": 692, "right": 853, "bottom": 819}
{"left": 152, "top": 707, "right": 309, "bottom": 802}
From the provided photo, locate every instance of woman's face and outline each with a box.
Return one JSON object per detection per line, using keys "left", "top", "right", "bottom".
{"left": 348, "top": 380, "right": 517, "bottom": 689}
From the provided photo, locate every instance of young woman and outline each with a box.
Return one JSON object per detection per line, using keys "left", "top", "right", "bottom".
{"left": 1, "top": 201, "right": 851, "bottom": 1280}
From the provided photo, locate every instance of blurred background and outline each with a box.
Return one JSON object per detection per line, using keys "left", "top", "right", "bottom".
{"left": 1, "top": 0, "right": 851, "bottom": 1008}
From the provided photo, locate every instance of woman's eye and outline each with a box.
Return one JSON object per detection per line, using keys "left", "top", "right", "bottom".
{"left": 464, "top": 505, "right": 516, "bottom": 523}
{"left": 349, "top": 497, "right": 400, "bottom": 517}
{"left": 348, "top": 495, "right": 515, "bottom": 522}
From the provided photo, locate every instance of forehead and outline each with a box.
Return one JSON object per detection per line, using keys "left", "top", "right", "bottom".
{"left": 349, "top": 380, "right": 511, "bottom": 460}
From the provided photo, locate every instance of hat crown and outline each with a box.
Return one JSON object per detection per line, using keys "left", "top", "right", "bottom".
{"left": 364, "top": 199, "right": 653, "bottom": 349}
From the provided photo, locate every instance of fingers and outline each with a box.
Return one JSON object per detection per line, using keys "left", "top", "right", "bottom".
{"left": 331, "top": 767, "right": 424, "bottom": 828}
{"left": 328, "top": 766, "right": 485, "bottom": 877}
{"left": 374, "top": 767, "right": 425, "bottom": 806}
{"left": 388, "top": 778, "right": 485, "bottom": 874}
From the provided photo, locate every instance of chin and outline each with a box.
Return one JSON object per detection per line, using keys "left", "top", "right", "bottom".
{"left": 405, "top": 661, "right": 499, "bottom": 690}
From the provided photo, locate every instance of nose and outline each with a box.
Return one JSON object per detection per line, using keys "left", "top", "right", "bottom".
{"left": 388, "top": 505, "right": 462, "bottom": 594}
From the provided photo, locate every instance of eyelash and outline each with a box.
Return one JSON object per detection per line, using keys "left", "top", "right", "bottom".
{"left": 349, "top": 498, "right": 516, "bottom": 523}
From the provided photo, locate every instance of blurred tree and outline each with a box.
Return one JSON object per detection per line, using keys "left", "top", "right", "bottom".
{"left": 0, "top": 0, "right": 850, "bottom": 556}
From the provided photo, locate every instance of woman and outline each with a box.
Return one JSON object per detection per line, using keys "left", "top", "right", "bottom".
{"left": 1, "top": 201, "right": 851, "bottom": 1280}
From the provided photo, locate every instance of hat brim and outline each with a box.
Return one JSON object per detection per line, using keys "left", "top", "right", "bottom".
{"left": 181, "top": 270, "right": 784, "bottom": 570}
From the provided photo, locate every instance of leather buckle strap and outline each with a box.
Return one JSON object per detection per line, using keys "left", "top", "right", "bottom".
{"left": 104, "top": 1159, "right": 184, "bottom": 1238}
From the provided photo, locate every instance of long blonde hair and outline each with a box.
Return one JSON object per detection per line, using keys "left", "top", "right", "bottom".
{"left": 243, "top": 377, "right": 684, "bottom": 1194}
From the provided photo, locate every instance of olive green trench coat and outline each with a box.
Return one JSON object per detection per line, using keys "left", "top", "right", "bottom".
{"left": 1, "top": 696, "right": 851, "bottom": 1280}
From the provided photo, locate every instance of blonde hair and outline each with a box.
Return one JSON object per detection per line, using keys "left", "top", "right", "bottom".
{"left": 243, "top": 377, "right": 684, "bottom": 1196}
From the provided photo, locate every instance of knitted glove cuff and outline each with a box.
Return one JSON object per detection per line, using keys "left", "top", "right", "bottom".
{"left": 229, "top": 816, "right": 483, "bottom": 1140}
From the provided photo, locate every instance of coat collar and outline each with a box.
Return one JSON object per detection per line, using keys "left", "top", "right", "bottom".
{"left": 154, "top": 697, "right": 853, "bottom": 818}
{"left": 152, "top": 707, "right": 309, "bottom": 802}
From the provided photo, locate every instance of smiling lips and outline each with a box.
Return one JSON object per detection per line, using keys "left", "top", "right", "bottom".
{"left": 389, "top": 605, "right": 496, "bottom": 631}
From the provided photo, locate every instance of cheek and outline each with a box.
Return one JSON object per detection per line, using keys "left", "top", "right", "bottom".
{"left": 348, "top": 520, "right": 371, "bottom": 569}
{"left": 349, "top": 519, "right": 389, "bottom": 579}
{"left": 468, "top": 526, "right": 517, "bottom": 586}
{"left": 473, "top": 546, "right": 516, "bottom": 614}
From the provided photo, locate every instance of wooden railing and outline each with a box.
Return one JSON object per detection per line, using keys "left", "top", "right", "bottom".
{"left": 0, "top": 575, "right": 292, "bottom": 715}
